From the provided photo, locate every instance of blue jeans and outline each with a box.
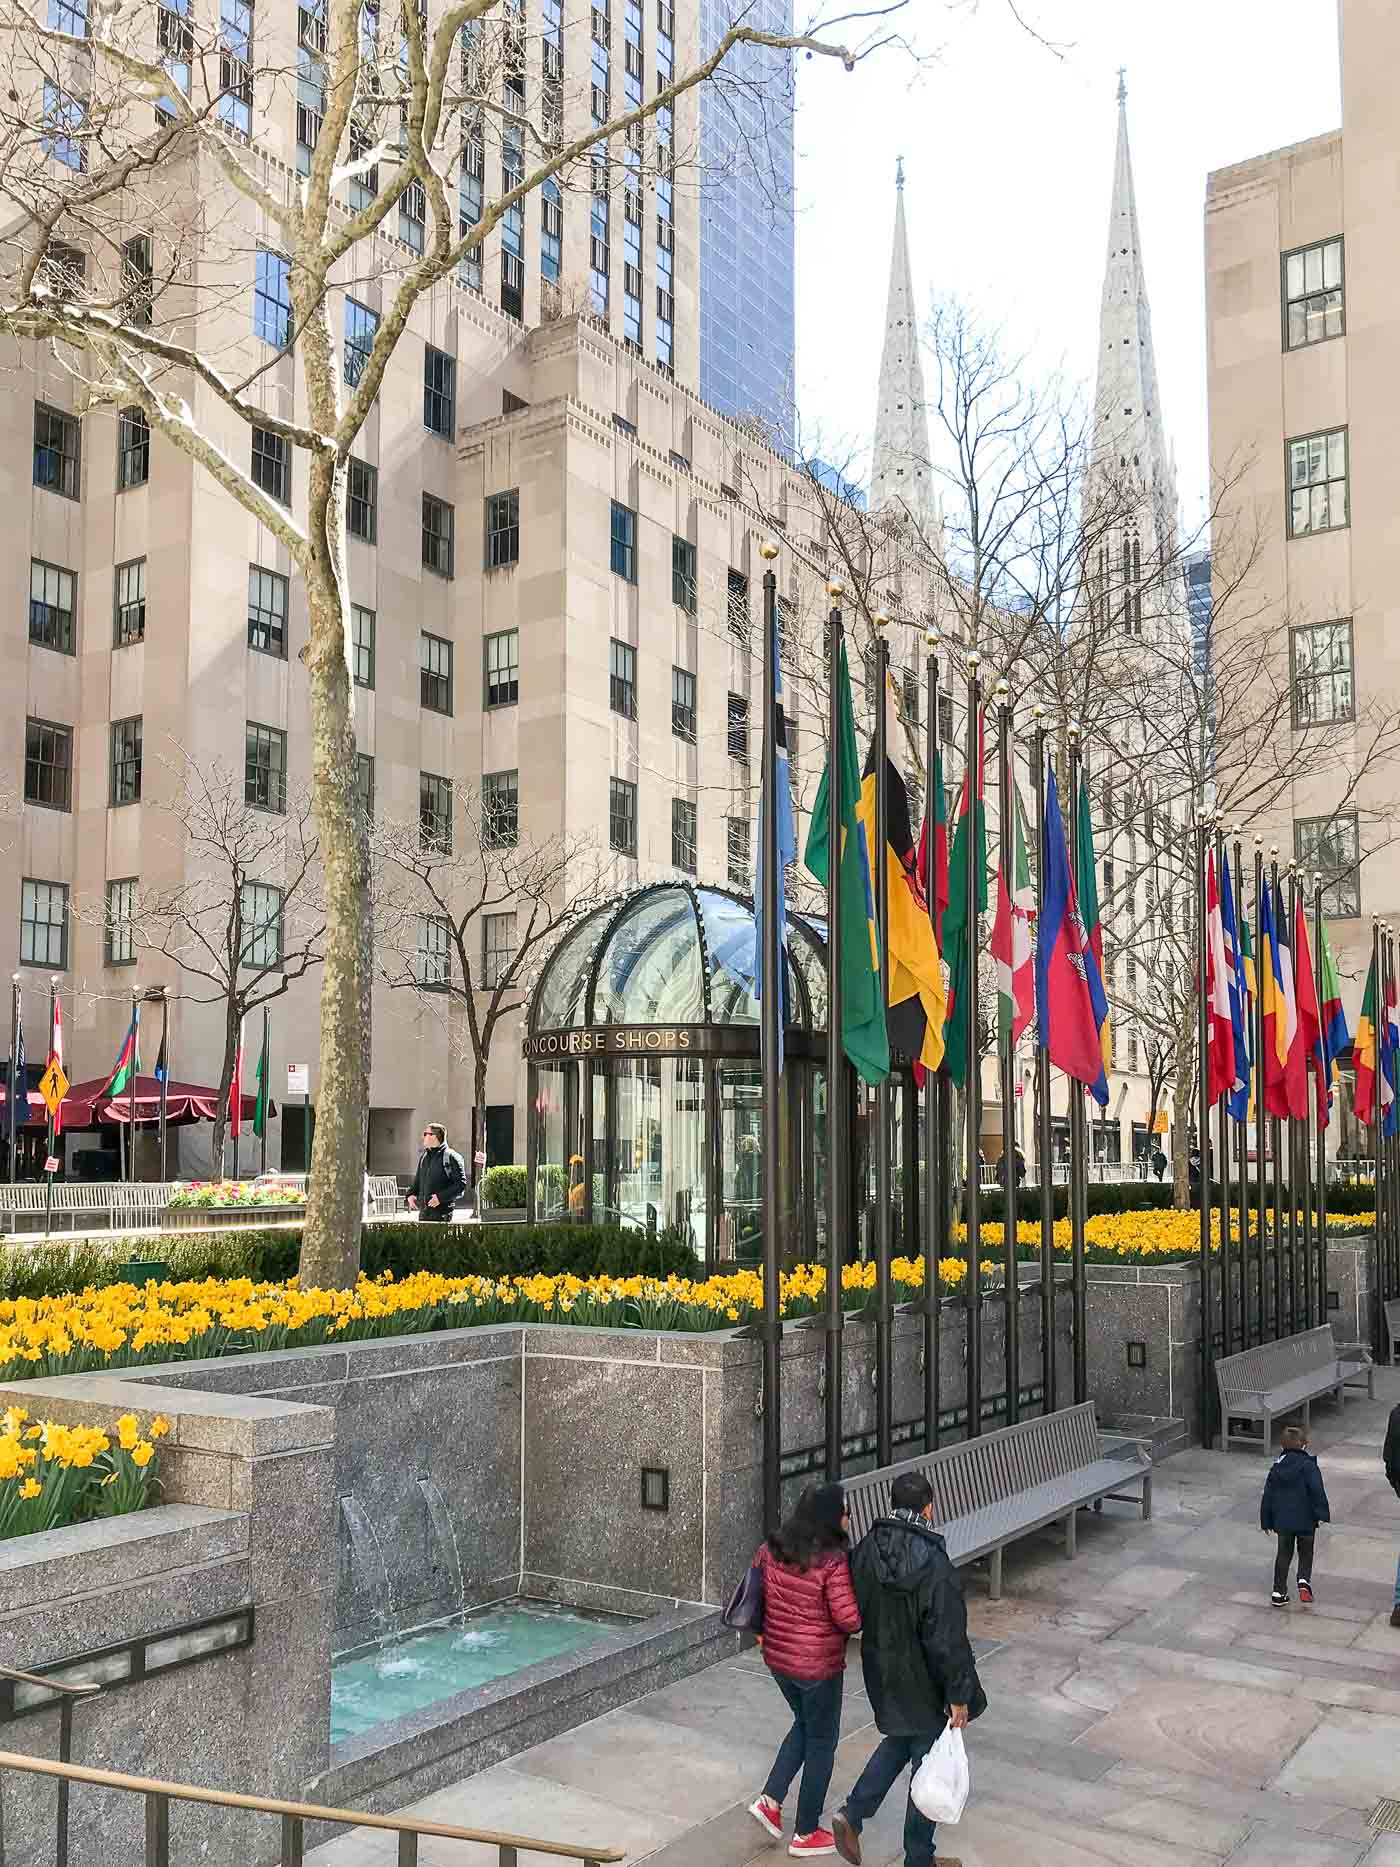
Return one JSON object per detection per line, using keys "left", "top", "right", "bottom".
{"left": 764, "top": 1671, "right": 844, "bottom": 1836}
{"left": 840, "top": 1731, "right": 940, "bottom": 1867}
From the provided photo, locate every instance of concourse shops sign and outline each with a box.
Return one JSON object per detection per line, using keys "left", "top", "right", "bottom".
{"left": 523, "top": 1023, "right": 822, "bottom": 1062}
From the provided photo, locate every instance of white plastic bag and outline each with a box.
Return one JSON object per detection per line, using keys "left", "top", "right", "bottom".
{"left": 910, "top": 1722, "right": 970, "bottom": 1825}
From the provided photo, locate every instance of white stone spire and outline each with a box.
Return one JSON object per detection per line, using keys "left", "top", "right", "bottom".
{"left": 870, "top": 159, "right": 937, "bottom": 539}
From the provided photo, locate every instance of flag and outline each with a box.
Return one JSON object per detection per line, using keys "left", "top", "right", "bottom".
{"left": 1259, "top": 883, "right": 1292, "bottom": 1119}
{"left": 1220, "top": 852, "right": 1250, "bottom": 1123}
{"left": 1036, "top": 760, "right": 1109, "bottom": 1105}
{"left": 1292, "top": 893, "right": 1324, "bottom": 1123}
{"left": 1276, "top": 883, "right": 1307, "bottom": 1121}
{"left": 1384, "top": 961, "right": 1399, "bottom": 1140}
{"left": 1240, "top": 894, "right": 1257, "bottom": 1120}
{"left": 1204, "top": 849, "right": 1235, "bottom": 1104}
{"left": 102, "top": 1006, "right": 141, "bottom": 1101}
{"left": 858, "top": 671, "right": 947, "bottom": 1075}
{"left": 1354, "top": 951, "right": 1379, "bottom": 1128}
{"left": 153, "top": 1022, "right": 168, "bottom": 1084}
{"left": 48, "top": 994, "right": 65, "bottom": 1138}
{"left": 990, "top": 775, "right": 1035, "bottom": 1045}
{"left": 1317, "top": 920, "right": 1349, "bottom": 1125}
{"left": 915, "top": 740, "right": 950, "bottom": 950}
{"left": 805, "top": 642, "right": 890, "bottom": 1085}
{"left": 7, "top": 1010, "right": 24, "bottom": 1146}
{"left": 1076, "top": 775, "right": 1112, "bottom": 1077}
{"left": 943, "top": 710, "right": 988, "bottom": 1088}
{"left": 228, "top": 1016, "right": 245, "bottom": 1140}
{"left": 754, "top": 593, "right": 798, "bottom": 1072}
{"left": 253, "top": 1021, "right": 269, "bottom": 1138}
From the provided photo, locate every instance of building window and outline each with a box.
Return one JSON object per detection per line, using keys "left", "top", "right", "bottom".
{"left": 42, "top": 83, "right": 86, "bottom": 170}
{"left": 121, "top": 234, "right": 153, "bottom": 325}
{"left": 541, "top": 179, "right": 563, "bottom": 282}
{"left": 344, "top": 297, "right": 378, "bottom": 388}
{"left": 609, "top": 777, "right": 637, "bottom": 856}
{"left": 1291, "top": 620, "right": 1354, "bottom": 729}
{"left": 727, "top": 816, "right": 750, "bottom": 888}
{"left": 39, "top": 240, "right": 85, "bottom": 294}
{"left": 347, "top": 457, "right": 377, "bottom": 542}
{"left": 352, "top": 604, "right": 374, "bottom": 688}
{"left": 482, "top": 911, "right": 516, "bottom": 989}
{"left": 419, "top": 771, "right": 453, "bottom": 853}
{"left": 1295, "top": 812, "right": 1360, "bottom": 918}
{"left": 157, "top": 0, "right": 194, "bottom": 108}
{"left": 610, "top": 639, "right": 637, "bottom": 719}
{"left": 24, "top": 720, "right": 73, "bottom": 811}
{"left": 727, "top": 692, "right": 749, "bottom": 764}
{"left": 672, "top": 535, "right": 697, "bottom": 613}
{"left": 424, "top": 345, "right": 456, "bottom": 436}
{"left": 672, "top": 666, "right": 696, "bottom": 741}
{"left": 48, "top": 0, "right": 88, "bottom": 35}
{"left": 114, "top": 558, "right": 147, "bottom": 647}
{"left": 252, "top": 425, "right": 289, "bottom": 505}
{"left": 420, "top": 631, "right": 453, "bottom": 714}
{"left": 218, "top": 0, "right": 254, "bottom": 135}
{"left": 671, "top": 797, "right": 696, "bottom": 873}
{"left": 110, "top": 716, "right": 143, "bottom": 805}
{"left": 20, "top": 880, "right": 68, "bottom": 969}
{"left": 610, "top": 500, "right": 637, "bottom": 581}
{"left": 484, "top": 630, "right": 519, "bottom": 708}
{"left": 105, "top": 879, "right": 137, "bottom": 966}
{"left": 416, "top": 914, "right": 452, "bottom": 989}
{"left": 399, "top": 176, "right": 426, "bottom": 252}
{"left": 482, "top": 769, "right": 519, "bottom": 847}
{"left": 355, "top": 751, "right": 374, "bottom": 820}
{"left": 422, "top": 493, "right": 455, "bottom": 576}
{"left": 1287, "top": 428, "right": 1348, "bottom": 538}
{"left": 245, "top": 722, "right": 287, "bottom": 813}
{"left": 34, "top": 403, "right": 80, "bottom": 499}
{"left": 1284, "top": 238, "right": 1344, "bottom": 350}
{"left": 485, "top": 489, "right": 520, "bottom": 568}
{"left": 254, "top": 248, "right": 291, "bottom": 348}
{"left": 247, "top": 565, "right": 288, "bottom": 657}
{"left": 117, "top": 407, "right": 150, "bottom": 489}
{"left": 727, "top": 567, "right": 749, "bottom": 640}
{"left": 29, "top": 560, "right": 76, "bottom": 654}
{"left": 239, "top": 881, "right": 283, "bottom": 968}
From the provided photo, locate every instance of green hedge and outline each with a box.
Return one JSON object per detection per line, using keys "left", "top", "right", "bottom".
{"left": 480, "top": 1165, "right": 527, "bottom": 1209}
{"left": 0, "top": 1222, "right": 697, "bottom": 1303}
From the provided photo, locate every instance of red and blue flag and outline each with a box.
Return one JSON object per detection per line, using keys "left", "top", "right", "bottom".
{"left": 1035, "top": 760, "right": 1108, "bottom": 1107}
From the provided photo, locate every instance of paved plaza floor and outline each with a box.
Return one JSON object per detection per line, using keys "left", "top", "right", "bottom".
{"left": 312, "top": 1370, "right": 1400, "bottom": 1867}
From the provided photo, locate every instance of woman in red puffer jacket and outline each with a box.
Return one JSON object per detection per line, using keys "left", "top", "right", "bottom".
{"left": 747, "top": 1482, "right": 861, "bottom": 1859}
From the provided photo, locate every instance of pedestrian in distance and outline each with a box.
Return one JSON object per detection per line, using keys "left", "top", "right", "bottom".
{"left": 1385, "top": 1395, "right": 1400, "bottom": 1628}
{"left": 747, "top": 1481, "right": 861, "bottom": 1859}
{"left": 1262, "top": 1422, "right": 1331, "bottom": 1606}
{"left": 406, "top": 1122, "right": 466, "bottom": 1223}
{"left": 1150, "top": 1143, "right": 1168, "bottom": 1182}
{"left": 833, "top": 1470, "right": 986, "bottom": 1867}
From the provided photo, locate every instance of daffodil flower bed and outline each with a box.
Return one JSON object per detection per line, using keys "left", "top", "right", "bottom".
{"left": 954, "top": 1208, "right": 1371, "bottom": 1263}
{"left": 0, "top": 1407, "right": 169, "bottom": 1541}
{"left": 167, "top": 1180, "right": 307, "bottom": 1209}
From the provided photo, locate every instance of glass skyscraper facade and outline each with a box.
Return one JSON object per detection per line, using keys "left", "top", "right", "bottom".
{"left": 697, "top": 0, "right": 795, "bottom": 444}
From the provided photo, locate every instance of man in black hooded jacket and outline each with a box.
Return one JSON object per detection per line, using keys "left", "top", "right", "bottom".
{"left": 1386, "top": 1398, "right": 1400, "bottom": 1629}
{"left": 833, "top": 1471, "right": 987, "bottom": 1867}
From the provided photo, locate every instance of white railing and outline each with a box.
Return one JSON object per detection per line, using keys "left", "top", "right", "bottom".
{"left": 0, "top": 1174, "right": 403, "bottom": 1234}
{"left": 977, "top": 1161, "right": 1146, "bottom": 1192}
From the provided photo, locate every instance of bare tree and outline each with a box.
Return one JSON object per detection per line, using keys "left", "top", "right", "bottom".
{"left": 376, "top": 780, "right": 616, "bottom": 1198}
{"left": 0, "top": 0, "right": 908, "bottom": 1281}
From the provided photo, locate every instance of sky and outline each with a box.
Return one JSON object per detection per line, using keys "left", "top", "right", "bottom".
{"left": 792, "top": 0, "right": 1342, "bottom": 528}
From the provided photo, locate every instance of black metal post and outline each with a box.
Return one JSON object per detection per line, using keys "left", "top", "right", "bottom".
{"left": 923, "top": 632, "right": 942, "bottom": 1455}
{"left": 1196, "top": 813, "right": 1214, "bottom": 1444}
{"left": 145, "top": 1791, "right": 170, "bottom": 1866}
{"left": 1387, "top": 929, "right": 1398, "bottom": 1327}
{"left": 6, "top": 977, "right": 19, "bottom": 1188}
{"left": 824, "top": 595, "right": 847, "bottom": 1481}
{"left": 758, "top": 551, "right": 783, "bottom": 1532}
{"left": 260, "top": 1006, "right": 270, "bottom": 1177}
{"left": 1313, "top": 874, "right": 1328, "bottom": 1329}
{"left": 1214, "top": 827, "right": 1233, "bottom": 1365}
{"left": 873, "top": 620, "right": 893, "bottom": 1468}
{"left": 157, "top": 991, "right": 170, "bottom": 1183}
{"left": 1269, "top": 853, "right": 1284, "bottom": 1337}
{"left": 1283, "top": 867, "right": 1299, "bottom": 1335}
{"left": 1067, "top": 728, "right": 1087, "bottom": 1407}
{"left": 57, "top": 1695, "right": 72, "bottom": 1867}
{"left": 43, "top": 979, "right": 58, "bottom": 1241}
{"left": 1232, "top": 831, "right": 1250, "bottom": 1349}
{"left": 1254, "top": 840, "right": 1269, "bottom": 1341}
{"left": 964, "top": 657, "right": 983, "bottom": 1439}
{"left": 1373, "top": 920, "right": 1386, "bottom": 1354}
{"left": 1033, "top": 715, "right": 1055, "bottom": 1411}
{"left": 1289, "top": 866, "right": 1312, "bottom": 1329}
{"left": 995, "top": 684, "right": 1020, "bottom": 1425}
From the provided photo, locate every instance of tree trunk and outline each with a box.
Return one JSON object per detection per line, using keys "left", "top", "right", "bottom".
{"left": 1170, "top": 998, "right": 1197, "bottom": 1212}
{"left": 472, "top": 1058, "right": 489, "bottom": 1210}
{"left": 296, "top": 443, "right": 372, "bottom": 1290}
{"left": 210, "top": 999, "right": 240, "bottom": 1177}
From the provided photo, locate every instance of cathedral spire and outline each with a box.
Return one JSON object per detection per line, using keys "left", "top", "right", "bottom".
{"left": 870, "top": 161, "right": 936, "bottom": 539}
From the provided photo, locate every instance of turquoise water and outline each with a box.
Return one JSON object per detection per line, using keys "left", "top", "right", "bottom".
{"left": 330, "top": 1601, "right": 631, "bottom": 1743}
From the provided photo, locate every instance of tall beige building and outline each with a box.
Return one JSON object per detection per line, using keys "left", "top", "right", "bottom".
{"left": 1206, "top": 0, "right": 1400, "bottom": 1015}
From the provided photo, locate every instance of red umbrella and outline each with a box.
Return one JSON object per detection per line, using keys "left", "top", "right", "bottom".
{"left": 18, "top": 1074, "right": 276, "bottom": 1132}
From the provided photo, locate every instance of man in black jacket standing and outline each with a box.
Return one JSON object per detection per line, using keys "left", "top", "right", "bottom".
{"left": 1386, "top": 1399, "right": 1400, "bottom": 1629}
{"left": 833, "top": 1471, "right": 986, "bottom": 1867}
{"left": 407, "top": 1123, "right": 466, "bottom": 1222}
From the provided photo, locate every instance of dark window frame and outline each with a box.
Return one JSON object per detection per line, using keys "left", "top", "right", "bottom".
{"left": 33, "top": 402, "right": 81, "bottom": 499}
{"left": 114, "top": 557, "right": 147, "bottom": 647}
{"left": 609, "top": 775, "right": 637, "bottom": 856}
{"left": 609, "top": 637, "right": 637, "bottom": 720}
{"left": 244, "top": 721, "right": 288, "bottom": 813}
{"left": 484, "top": 629, "right": 519, "bottom": 709}
{"left": 117, "top": 406, "right": 150, "bottom": 489}
{"left": 419, "top": 770, "right": 454, "bottom": 854}
{"left": 610, "top": 499, "right": 637, "bottom": 581}
{"left": 247, "top": 564, "right": 289, "bottom": 657}
{"left": 29, "top": 558, "right": 77, "bottom": 655}
{"left": 105, "top": 877, "right": 137, "bottom": 966}
{"left": 1286, "top": 426, "right": 1349, "bottom": 539}
{"left": 422, "top": 492, "right": 455, "bottom": 576}
{"left": 24, "top": 717, "right": 73, "bottom": 812}
{"left": 482, "top": 769, "right": 519, "bottom": 848}
{"left": 109, "top": 715, "right": 143, "bottom": 806}
{"left": 671, "top": 665, "right": 695, "bottom": 741}
{"left": 251, "top": 424, "right": 290, "bottom": 505}
{"left": 20, "top": 878, "right": 69, "bottom": 970}
{"left": 239, "top": 879, "right": 284, "bottom": 970}
{"left": 1294, "top": 810, "right": 1361, "bottom": 919}
{"left": 351, "top": 603, "right": 375, "bottom": 688}
{"left": 1282, "top": 236, "right": 1345, "bottom": 351}
{"left": 347, "top": 455, "right": 377, "bottom": 542}
{"left": 424, "top": 344, "right": 456, "bottom": 436}
{"left": 671, "top": 795, "right": 696, "bottom": 873}
{"left": 485, "top": 488, "right": 520, "bottom": 568}
{"left": 420, "top": 630, "right": 454, "bottom": 714}
{"left": 671, "top": 534, "right": 696, "bottom": 613}
{"left": 727, "top": 691, "right": 749, "bottom": 764}
{"left": 1290, "top": 618, "right": 1355, "bottom": 730}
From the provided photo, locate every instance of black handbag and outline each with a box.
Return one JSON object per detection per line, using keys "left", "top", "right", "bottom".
{"left": 722, "top": 1560, "right": 765, "bottom": 1633}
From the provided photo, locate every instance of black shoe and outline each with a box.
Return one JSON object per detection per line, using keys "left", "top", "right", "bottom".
{"left": 1271, "top": 1590, "right": 1289, "bottom": 1607}
{"left": 831, "top": 1810, "right": 861, "bottom": 1866}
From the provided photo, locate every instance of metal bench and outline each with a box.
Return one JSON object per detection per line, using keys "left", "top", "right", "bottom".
{"left": 1385, "top": 1298, "right": 1400, "bottom": 1368}
{"left": 1215, "top": 1324, "right": 1374, "bottom": 1452}
{"left": 843, "top": 1402, "right": 1152, "bottom": 1600}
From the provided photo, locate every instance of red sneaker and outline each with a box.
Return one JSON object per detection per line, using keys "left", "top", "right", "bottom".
{"left": 789, "top": 1832, "right": 837, "bottom": 1858}
{"left": 1299, "top": 1579, "right": 1314, "bottom": 1604}
{"left": 748, "top": 1795, "right": 783, "bottom": 1840}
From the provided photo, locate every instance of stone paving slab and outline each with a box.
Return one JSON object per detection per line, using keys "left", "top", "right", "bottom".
{"left": 311, "top": 1368, "right": 1400, "bottom": 1867}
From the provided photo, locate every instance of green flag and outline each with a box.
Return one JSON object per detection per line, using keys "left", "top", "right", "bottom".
{"left": 804, "top": 642, "right": 890, "bottom": 1085}
{"left": 942, "top": 712, "right": 987, "bottom": 1087}
{"left": 252, "top": 1025, "right": 269, "bottom": 1138}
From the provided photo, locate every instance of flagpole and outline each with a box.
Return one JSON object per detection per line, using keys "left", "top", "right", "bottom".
{"left": 1233, "top": 830, "right": 1252, "bottom": 1348}
{"left": 1373, "top": 918, "right": 1385, "bottom": 1358}
{"left": 1292, "top": 866, "right": 1314, "bottom": 1328}
{"left": 922, "top": 628, "right": 942, "bottom": 1456}
{"left": 1387, "top": 928, "right": 1398, "bottom": 1338}
{"left": 44, "top": 977, "right": 58, "bottom": 1241}
{"left": 1214, "top": 824, "right": 1235, "bottom": 1361}
{"left": 758, "top": 542, "right": 783, "bottom": 1533}
{"left": 824, "top": 587, "right": 847, "bottom": 1482}
{"left": 158, "top": 989, "right": 170, "bottom": 1183}
{"left": 1067, "top": 724, "right": 1087, "bottom": 1408}
{"left": 1282, "top": 865, "right": 1299, "bottom": 1335}
{"left": 1267, "top": 849, "right": 1284, "bottom": 1338}
{"left": 1195, "top": 809, "right": 1214, "bottom": 1444}
{"left": 7, "top": 976, "right": 19, "bottom": 1187}
{"left": 1312, "top": 873, "right": 1328, "bottom": 1331}
{"left": 1254, "top": 838, "right": 1270, "bottom": 1342}
{"left": 964, "top": 652, "right": 984, "bottom": 1439}
{"left": 1033, "top": 712, "right": 1055, "bottom": 1412}
{"left": 260, "top": 1005, "right": 270, "bottom": 1176}
{"left": 871, "top": 614, "right": 894, "bottom": 1468}
{"left": 994, "top": 681, "right": 1020, "bottom": 1427}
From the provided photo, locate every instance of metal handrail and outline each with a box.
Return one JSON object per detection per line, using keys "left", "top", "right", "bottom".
{"left": 0, "top": 1747, "right": 626, "bottom": 1866}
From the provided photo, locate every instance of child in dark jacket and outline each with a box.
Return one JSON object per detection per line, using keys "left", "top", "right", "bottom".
{"left": 1262, "top": 1424, "right": 1331, "bottom": 1606}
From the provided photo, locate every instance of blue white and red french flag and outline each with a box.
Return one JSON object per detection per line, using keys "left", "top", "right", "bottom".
{"left": 1035, "top": 760, "right": 1109, "bottom": 1107}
